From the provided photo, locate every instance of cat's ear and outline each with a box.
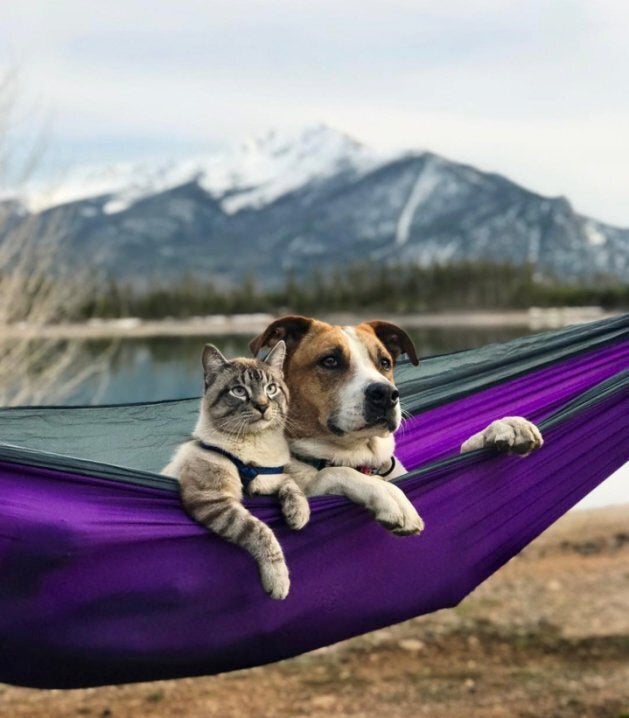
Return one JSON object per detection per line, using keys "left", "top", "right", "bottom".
{"left": 264, "top": 340, "right": 286, "bottom": 373}
{"left": 202, "top": 344, "right": 228, "bottom": 381}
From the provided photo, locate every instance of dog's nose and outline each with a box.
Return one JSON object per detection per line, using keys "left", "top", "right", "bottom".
{"left": 365, "top": 383, "right": 399, "bottom": 408}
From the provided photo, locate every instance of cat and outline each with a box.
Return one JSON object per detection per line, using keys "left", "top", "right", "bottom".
{"left": 161, "top": 340, "right": 309, "bottom": 600}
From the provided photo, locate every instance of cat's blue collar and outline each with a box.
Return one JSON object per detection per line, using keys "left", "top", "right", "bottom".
{"left": 195, "top": 439, "right": 284, "bottom": 491}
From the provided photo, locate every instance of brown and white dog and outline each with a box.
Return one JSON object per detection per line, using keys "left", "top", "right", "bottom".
{"left": 250, "top": 315, "right": 543, "bottom": 536}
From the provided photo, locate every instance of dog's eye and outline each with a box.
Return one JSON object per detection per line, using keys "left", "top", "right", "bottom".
{"left": 266, "top": 383, "right": 279, "bottom": 397}
{"left": 230, "top": 385, "right": 247, "bottom": 399}
{"left": 379, "top": 357, "right": 392, "bottom": 371}
{"left": 320, "top": 355, "right": 340, "bottom": 369}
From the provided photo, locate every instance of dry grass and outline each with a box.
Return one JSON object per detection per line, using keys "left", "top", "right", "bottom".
{"left": 0, "top": 71, "right": 109, "bottom": 406}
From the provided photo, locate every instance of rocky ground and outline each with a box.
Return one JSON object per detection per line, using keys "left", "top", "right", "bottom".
{"left": 1, "top": 505, "right": 628, "bottom": 718}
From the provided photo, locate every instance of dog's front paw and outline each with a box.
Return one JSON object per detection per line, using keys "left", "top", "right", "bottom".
{"left": 460, "top": 416, "right": 543, "bottom": 456}
{"left": 377, "top": 484, "right": 425, "bottom": 536}
{"left": 259, "top": 560, "right": 290, "bottom": 600}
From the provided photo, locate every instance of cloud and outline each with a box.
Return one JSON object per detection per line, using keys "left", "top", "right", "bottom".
{"left": 1, "top": 0, "right": 628, "bottom": 224}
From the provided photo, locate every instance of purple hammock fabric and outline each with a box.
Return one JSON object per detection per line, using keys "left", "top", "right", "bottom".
{"left": 0, "top": 338, "right": 627, "bottom": 688}
{"left": 396, "top": 340, "right": 625, "bottom": 467}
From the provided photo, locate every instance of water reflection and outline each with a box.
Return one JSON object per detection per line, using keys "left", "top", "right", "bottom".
{"left": 71, "top": 326, "right": 531, "bottom": 405}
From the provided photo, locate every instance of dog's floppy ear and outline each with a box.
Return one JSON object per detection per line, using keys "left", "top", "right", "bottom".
{"left": 362, "top": 320, "right": 419, "bottom": 366}
{"left": 249, "top": 315, "right": 312, "bottom": 356}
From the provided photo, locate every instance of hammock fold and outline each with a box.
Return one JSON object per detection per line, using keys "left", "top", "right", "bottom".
{"left": 0, "top": 315, "right": 627, "bottom": 688}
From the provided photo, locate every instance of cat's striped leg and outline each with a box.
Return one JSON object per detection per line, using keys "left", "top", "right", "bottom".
{"left": 180, "top": 468, "right": 290, "bottom": 600}
{"left": 248, "top": 474, "right": 311, "bottom": 531}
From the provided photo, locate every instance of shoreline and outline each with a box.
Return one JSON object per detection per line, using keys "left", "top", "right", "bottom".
{"left": 0, "top": 307, "right": 618, "bottom": 340}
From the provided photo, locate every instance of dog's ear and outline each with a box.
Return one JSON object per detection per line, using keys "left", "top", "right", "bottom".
{"left": 362, "top": 320, "right": 419, "bottom": 366}
{"left": 249, "top": 315, "right": 312, "bottom": 357}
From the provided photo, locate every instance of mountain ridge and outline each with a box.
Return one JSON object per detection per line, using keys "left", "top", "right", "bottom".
{"left": 3, "top": 125, "right": 628, "bottom": 287}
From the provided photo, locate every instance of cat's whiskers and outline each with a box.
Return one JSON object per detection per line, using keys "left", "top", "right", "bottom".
{"left": 235, "top": 417, "right": 249, "bottom": 443}
{"left": 221, "top": 415, "right": 248, "bottom": 439}
{"left": 282, "top": 417, "right": 301, "bottom": 434}
{"left": 215, "top": 415, "right": 248, "bottom": 441}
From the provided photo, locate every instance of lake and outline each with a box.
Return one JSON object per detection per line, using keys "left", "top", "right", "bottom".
{"left": 70, "top": 325, "right": 532, "bottom": 405}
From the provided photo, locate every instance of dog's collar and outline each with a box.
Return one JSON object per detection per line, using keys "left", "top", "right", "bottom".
{"left": 293, "top": 453, "right": 397, "bottom": 478}
{"left": 195, "top": 439, "right": 284, "bottom": 491}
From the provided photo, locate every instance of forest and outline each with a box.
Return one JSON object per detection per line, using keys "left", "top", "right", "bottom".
{"left": 82, "top": 261, "right": 629, "bottom": 319}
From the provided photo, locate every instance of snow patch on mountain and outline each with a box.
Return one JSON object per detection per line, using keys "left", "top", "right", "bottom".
{"left": 584, "top": 220, "right": 608, "bottom": 247}
{"left": 29, "top": 125, "right": 390, "bottom": 216}
{"left": 203, "top": 125, "right": 384, "bottom": 214}
{"left": 395, "top": 157, "right": 442, "bottom": 246}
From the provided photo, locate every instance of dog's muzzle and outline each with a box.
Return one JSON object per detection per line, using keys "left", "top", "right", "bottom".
{"left": 364, "top": 382, "right": 400, "bottom": 429}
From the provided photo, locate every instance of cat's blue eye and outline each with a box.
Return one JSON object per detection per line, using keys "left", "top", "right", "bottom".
{"left": 230, "top": 386, "right": 248, "bottom": 399}
{"left": 266, "top": 383, "right": 278, "bottom": 397}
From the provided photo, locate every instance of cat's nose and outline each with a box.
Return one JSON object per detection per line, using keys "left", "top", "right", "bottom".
{"left": 253, "top": 401, "right": 269, "bottom": 417}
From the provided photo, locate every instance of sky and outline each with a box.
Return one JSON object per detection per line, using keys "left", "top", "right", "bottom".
{"left": 1, "top": 0, "right": 628, "bottom": 226}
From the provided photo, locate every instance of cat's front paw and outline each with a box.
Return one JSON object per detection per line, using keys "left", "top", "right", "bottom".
{"left": 260, "top": 560, "right": 290, "bottom": 600}
{"left": 281, "top": 491, "right": 310, "bottom": 530}
{"left": 461, "top": 416, "right": 544, "bottom": 456}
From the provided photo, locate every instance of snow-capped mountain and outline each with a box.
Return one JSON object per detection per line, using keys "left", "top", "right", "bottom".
{"left": 32, "top": 125, "right": 384, "bottom": 215}
{"left": 5, "top": 125, "right": 629, "bottom": 286}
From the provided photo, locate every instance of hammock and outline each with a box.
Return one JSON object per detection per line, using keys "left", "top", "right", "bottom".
{"left": 0, "top": 315, "right": 627, "bottom": 689}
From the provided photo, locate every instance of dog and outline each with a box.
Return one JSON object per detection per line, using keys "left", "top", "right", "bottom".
{"left": 250, "top": 315, "right": 543, "bottom": 536}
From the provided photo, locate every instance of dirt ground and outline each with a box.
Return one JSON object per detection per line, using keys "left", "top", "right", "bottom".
{"left": 2, "top": 505, "right": 628, "bottom": 718}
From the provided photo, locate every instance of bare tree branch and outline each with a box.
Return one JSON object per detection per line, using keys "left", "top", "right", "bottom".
{"left": 0, "top": 72, "right": 110, "bottom": 406}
